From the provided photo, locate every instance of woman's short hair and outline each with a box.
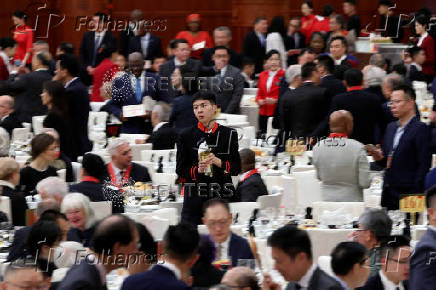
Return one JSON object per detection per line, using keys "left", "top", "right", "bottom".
{"left": 61, "top": 193, "right": 96, "bottom": 229}
{"left": 0, "top": 157, "right": 19, "bottom": 180}
{"left": 13, "top": 10, "right": 27, "bottom": 20}
{"left": 265, "top": 49, "right": 281, "bottom": 61}
{"left": 31, "top": 133, "right": 56, "bottom": 159}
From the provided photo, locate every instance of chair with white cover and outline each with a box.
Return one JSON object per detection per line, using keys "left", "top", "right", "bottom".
{"left": 0, "top": 196, "right": 11, "bottom": 222}
{"left": 229, "top": 202, "right": 259, "bottom": 225}
{"left": 88, "top": 111, "right": 107, "bottom": 132}
{"left": 257, "top": 192, "right": 283, "bottom": 210}
{"left": 159, "top": 201, "right": 183, "bottom": 217}
{"left": 141, "top": 149, "right": 177, "bottom": 163}
{"left": 262, "top": 175, "right": 283, "bottom": 193}
{"left": 242, "top": 126, "right": 256, "bottom": 141}
{"left": 88, "top": 150, "right": 111, "bottom": 163}
{"left": 312, "top": 202, "right": 365, "bottom": 224}
{"left": 131, "top": 144, "right": 152, "bottom": 161}
{"left": 32, "top": 115, "right": 46, "bottom": 134}
{"left": 153, "top": 173, "right": 178, "bottom": 186}
{"left": 293, "top": 170, "right": 322, "bottom": 208}
{"left": 134, "top": 161, "right": 155, "bottom": 178}
{"left": 11, "top": 127, "right": 31, "bottom": 144}
{"left": 71, "top": 162, "right": 82, "bottom": 182}
{"left": 281, "top": 175, "right": 298, "bottom": 210}
{"left": 243, "top": 88, "right": 258, "bottom": 96}
{"left": 90, "top": 101, "right": 108, "bottom": 112}
{"left": 219, "top": 113, "right": 248, "bottom": 124}
{"left": 266, "top": 117, "right": 277, "bottom": 140}
{"left": 22, "top": 122, "right": 31, "bottom": 130}
{"left": 57, "top": 169, "right": 66, "bottom": 182}
{"left": 119, "top": 134, "right": 150, "bottom": 145}
{"left": 152, "top": 208, "right": 178, "bottom": 225}
{"left": 317, "top": 256, "right": 334, "bottom": 277}
{"left": 139, "top": 215, "right": 170, "bottom": 241}
{"left": 90, "top": 201, "right": 112, "bottom": 221}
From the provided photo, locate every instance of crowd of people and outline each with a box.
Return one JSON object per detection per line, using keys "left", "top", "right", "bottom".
{"left": 0, "top": 0, "right": 435, "bottom": 289}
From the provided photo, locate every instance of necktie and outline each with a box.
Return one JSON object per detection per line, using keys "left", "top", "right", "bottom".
{"left": 93, "top": 35, "right": 101, "bottom": 65}
{"left": 259, "top": 34, "right": 265, "bottom": 47}
{"left": 135, "top": 77, "right": 142, "bottom": 103}
{"left": 216, "top": 70, "right": 222, "bottom": 85}
{"left": 119, "top": 170, "right": 125, "bottom": 184}
{"left": 216, "top": 243, "right": 222, "bottom": 260}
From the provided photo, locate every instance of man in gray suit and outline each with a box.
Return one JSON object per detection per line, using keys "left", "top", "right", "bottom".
{"left": 207, "top": 46, "right": 244, "bottom": 114}
{"left": 262, "top": 225, "right": 342, "bottom": 290}
{"left": 313, "top": 110, "right": 370, "bottom": 202}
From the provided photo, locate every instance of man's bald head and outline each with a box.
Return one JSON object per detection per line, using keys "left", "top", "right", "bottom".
{"left": 221, "top": 266, "right": 258, "bottom": 289}
{"left": 0, "top": 95, "right": 14, "bottom": 118}
{"left": 130, "top": 9, "right": 143, "bottom": 21}
{"left": 329, "top": 110, "right": 353, "bottom": 136}
{"left": 128, "top": 52, "right": 145, "bottom": 78}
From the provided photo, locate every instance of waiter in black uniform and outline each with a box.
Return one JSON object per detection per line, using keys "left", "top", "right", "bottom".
{"left": 176, "top": 91, "right": 241, "bottom": 225}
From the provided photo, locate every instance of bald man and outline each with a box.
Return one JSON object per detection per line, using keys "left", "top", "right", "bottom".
{"left": 221, "top": 267, "right": 259, "bottom": 290}
{"left": 313, "top": 110, "right": 370, "bottom": 201}
{"left": 0, "top": 95, "right": 22, "bottom": 136}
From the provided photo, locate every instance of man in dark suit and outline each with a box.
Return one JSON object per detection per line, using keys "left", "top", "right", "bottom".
{"left": 407, "top": 46, "right": 427, "bottom": 83}
{"left": 103, "top": 52, "right": 167, "bottom": 134}
{"left": 119, "top": 9, "right": 143, "bottom": 58}
{"left": 236, "top": 149, "right": 268, "bottom": 202}
{"left": 264, "top": 225, "right": 342, "bottom": 290}
{"left": 410, "top": 186, "right": 436, "bottom": 289}
{"left": 317, "top": 55, "right": 346, "bottom": 104}
{"left": 104, "top": 138, "right": 151, "bottom": 187}
{"left": 0, "top": 52, "right": 51, "bottom": 123}
{"left": 177, "top": 92, "right": 241, "bottom": 225}
{"left": 148, "top": 102, "right": 177, "bottom": 150}
{"left": 343, "top": 0, "right": 361, "bottom": 38}
{"left": 79, "top": 12, "right": 117, "bottom": 84}
{"left": 59, "top": 215, "right": 140, "bottom": 290}
{"left": 281, "top": 62, "right": 328, "bottom": 139}
{"left": 205, "top": 46, "right": 244, "bottom": 114}
{"left": 202, "top": 26, "right": 242, "bottom": 68}
{"left": 242, "top": 17, "right": 267, "bottom": 74}
{"left": 325, "top": 68, "right": 385, "bottom": 145}
{"left": 159, "top": 39, "right": 202, "bottom": 101}
{"left": 368, "top": 85, "right": 431, "bottom": 210}
{"left": 128, "top": 20, "right": 163, "bottom": 61}
{"left": 0, "top": 95, "right": 22, "bottom": 136}
{"left": 285, "top": 17, "right": 306, "bottom": 66}
{"left": 360, "top": 235, "right": 411, "bottom": 290}
{"left": 122, "top": 223, "right": 199, "bottom": 290}
{"left": 378, "top": 0, "right": 404, "bottom": 43}
{"left": 331, "top": 242, "right": 370, "bottom": 289}
{"left": 202, "top": 199, "right": 254, "bottom": 266}
{"left": 56, "top": 53, "right": 92, "bottom": 160}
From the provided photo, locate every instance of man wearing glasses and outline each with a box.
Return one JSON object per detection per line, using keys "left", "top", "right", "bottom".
{"left": 1, "top": 260, "right": 48, "bottom": 290}
{"left": 360, "top": 235, "right": 411, "bottom": 290}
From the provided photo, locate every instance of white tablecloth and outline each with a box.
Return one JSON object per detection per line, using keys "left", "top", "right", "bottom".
{"left": 240, "top": 105, "right": 259, "bottom": 131}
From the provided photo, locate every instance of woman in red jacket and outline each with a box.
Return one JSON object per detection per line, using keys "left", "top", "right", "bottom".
{"left": 90, "top": 44, "right": 119, "bottom": 102}
{"left": 301, "top": 1, "right": 316, "bottom": 44}
{"left": 12, "top": 10, "right": 33, "bottom": 69}
{"left": 175, "top": 14, "right": 213, "bottom": 60}
{"left": 415, "top": 15, "right": 435, "bottom": 83}
{"left": 255, "top": 50, "right": 285, "bottom": 136}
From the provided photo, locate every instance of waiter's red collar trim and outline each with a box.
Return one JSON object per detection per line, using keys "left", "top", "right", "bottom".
{"left": 82, "top": 176, "right": 100, "bottom": 183}
{"left": 329, "top": 133, "right": 348, "bottom": 138}
{"left": 347, "top": 86, "right": 363, "bottom": 92}
{"left": 198, "top": 121, "right": 218, "bottom": 133}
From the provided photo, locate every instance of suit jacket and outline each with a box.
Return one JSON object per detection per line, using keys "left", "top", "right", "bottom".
{"left": 120, "top": 28, "right": 136, "bottom": 58}
{"left": 202, "top": 47, "right": 242, "bottom": 68}
{"left": 281, "top": 82, "right": 328, "bottom": 138}
{"left": 66, "top": 226, "right": 95, "bottom": 248}
{"left": 377, "top": 117, "right": 431, "bottom": 210}
{"left": 313, "top": 138, "right": 370, "bottom": 201}
{"left": 148, "top": 122, "right": 177, "bottom": 150}
{"left": 79, "top": 30, "right": 117, "bottom": 68}
{"left": 1, "top": 186, "right": 28, "bottom": 226}
{"left": 103, "top": 72, "right": 166, "bottom": 134}
{"left": 102, "top": 162, "right": 152, "bottom": 184}
{"left": 235, "top": 173, "right": 268, "bottom": 202}
{"left": 320, "top": 75, "right": 346, "bottom": 105}
{"left": 0, "top": 70, "right": 51, "bottom": 122}
{"left": 121, "top": 264, "right": 190, "bottom": 290}
{"left": 0, "top": 111, "right": 23, "bottom": 136}
{"left": 242, "top": 31, "right": 266, "bottom": 74}
{"left": 359, "top": 271, "right": 409, "bottom": 290}
{"left": 7, "top": 225, "right": 31, "bottom": 261}
{"left": 285, "top": 31, "right": 306, "bottom": 65}
{"left": 65, "top": 78, "right": 92, "bottom": 160}
{"left": 410, "top": 228, "right": 436, "bottom": 290}
{"left": 128, "top": 34, "right": 163, "bottom": 60}
{"left": 285, "top": 267, "right": 342, "bottom": 290}
{"left": 168, "top": 94, "right": 197, "bottom": 132}
{"left": 228, "top": 233, "right": 255, "bottom": 266}
{"left": 57, "top": 259, "right": 105, "bottom": 290}
{"left": 420, "top": 34, "right": 435, "bottom": 77}
{"left": 158, "top": 58, "right": 202, "bottom": 101}
{"left": 69, "top": 181, "right": 105, "bottom": 202}
{"left": 208, "top": 65, "right": 244, "bottom": 114}
{"left": 408, "top": 64, "right": 426, "bottom": 83}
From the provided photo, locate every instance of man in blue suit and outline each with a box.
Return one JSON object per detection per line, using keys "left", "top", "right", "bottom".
{"left": 103, "top": 52, "right": 168, "bottom": 134}
{"left": 410, "top": 186, "right": 436, "bottom": 289}
{"left": 122, "top": 223, "right": 200, "bottom": 290}
{"left": 203, "top": 199, "right": 254, "bottom": 266}
{"left": 367, "top": 84, "right": 431, "bottom": 210}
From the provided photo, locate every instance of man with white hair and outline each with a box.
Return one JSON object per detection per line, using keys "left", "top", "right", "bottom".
{"left": 221, "top": 267, "right": 259, "bottom": 290}
{"left": 363, "top": 65, "right": 387, "bottom": 104}
{"left": 36, "top": 176, "right": 69, "bottom": 203}
{"left": 0, "top": 95, "right": 22, "bottom": 136}
{"left": 105, "top": 138, "right": 151, "bottom": 186}
{"left": 147, "top": 101, "right": 177, "bottom": 150}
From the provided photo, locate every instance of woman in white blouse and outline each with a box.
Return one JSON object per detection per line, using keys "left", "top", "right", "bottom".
{"left": 266, "top": 16, "right": 288, "bottom": 69}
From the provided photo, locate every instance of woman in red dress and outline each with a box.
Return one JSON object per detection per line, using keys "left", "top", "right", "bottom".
{"left": 12, "top": 10, "right": 33, "bottom": 69}
{"left": 175, "top": 14, "right": 213, "bottom": 60}
{"left": 255, "top": 50, "right": 285, "bottom": 136}
{"left": 415, "top": 15, "right": 435, "bottom": 83}
{"left": 300, "top": 1, "right": 316, "bottom": 44}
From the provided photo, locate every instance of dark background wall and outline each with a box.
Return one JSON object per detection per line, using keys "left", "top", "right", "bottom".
{"left": 1, "top": 0, "right": 432, "bottom": 56}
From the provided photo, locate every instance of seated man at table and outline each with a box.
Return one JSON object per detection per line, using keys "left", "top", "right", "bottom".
{"left": 349, "top": 208, "right": 392, "bottom": 277}
{"left": 313, "top": 110, "right": 370, "bottom": 202}
{"left": 36, "top": 176, "right": 69, "bottom": 203}
{"left": 410, "top": 185, "right": 436, "bottom": 288}
{"left": 263, "top": 225, "right": 342, "bottom": 290}
{"left": 147, "top": 101, "right": 177, "bottom": 150}
{"left": 203, "top": 199, "right": 254, "bottom": 267}
{"left": 235, "top": 148, "right": 268, "bottom": 202}
{"left": 361, "top": 235, "right": 411, "bottom": 290}
{"left": 1, "top": 260, "right": 48, "bottom": 290}
{"left": 105, "top": 138, "right": 152, "bottom": 187}
{"left": 221, "top": 266, "right": 259, "bottom": 289}
{"left": 331, "top": 242, "right": 370, "bottom": 289}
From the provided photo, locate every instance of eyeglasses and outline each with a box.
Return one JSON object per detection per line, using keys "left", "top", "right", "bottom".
{"left": 193, "top": 103, "right": 211, "bottom": 110}
{"left": 387, "top": 257, "right": 410, "bottom": 264}
{"left": 4, "top": 281, "right": 48, "bottom": 290}
{"left": 207, "top": 218, "right": 230, "bottom": 228}
{"left": 388, "top": 99, "right": 409, "bottom": 107}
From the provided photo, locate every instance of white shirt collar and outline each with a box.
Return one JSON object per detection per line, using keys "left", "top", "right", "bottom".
{"left": 214, "top": 233, "right": 231, "bottom": 260}
{"left": 298, "top": 263, "right": 317, "bottom": 288}
{"left": 174, "top": 58, "right": 186, "bottom": 67}
{"left": 379, "top": 270, "right": 404, "bottom": 290}
{"left": 110, "top": 162, "right": 126, "bottom": 183}
{"left": 153, "top": 122, "right": 167, "bottom": 132}
{"left": 333, "top": 54, "right": 347, "bottom": 66}
{"left": 35, "top": 68, "right": 49, "bottom": 72}
{"left": 418, "top": 32, "right": 428, "bottom": 46}
{"left": 0, "top": 52, "right": 12, "bottom": 73}
{"left": 65, "top": 77, "right": 79, "bottom": 88}
{"left": 289, "top": 86, "right": 296, "bottom": 90}
{"left": 1, "top": 114, "right": 9, "bottom": 122}
{"left": 95, "top": 30, "right": 106, "bottom": 38}
{"left": 160, "top": 261, "right": 182, "bottom": 280}
{"left": 0, "top": 180, "right": 15, "bottom": 189}
{"left": 411, "top": 62, "right": 422, "bottom": 71}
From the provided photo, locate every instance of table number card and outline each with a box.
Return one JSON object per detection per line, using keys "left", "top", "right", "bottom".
{"left": 399, "top": 194, "right": 426, "bottom": 213}
{"left": 122, "top": 104, "right": 146, "bottom": 118}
